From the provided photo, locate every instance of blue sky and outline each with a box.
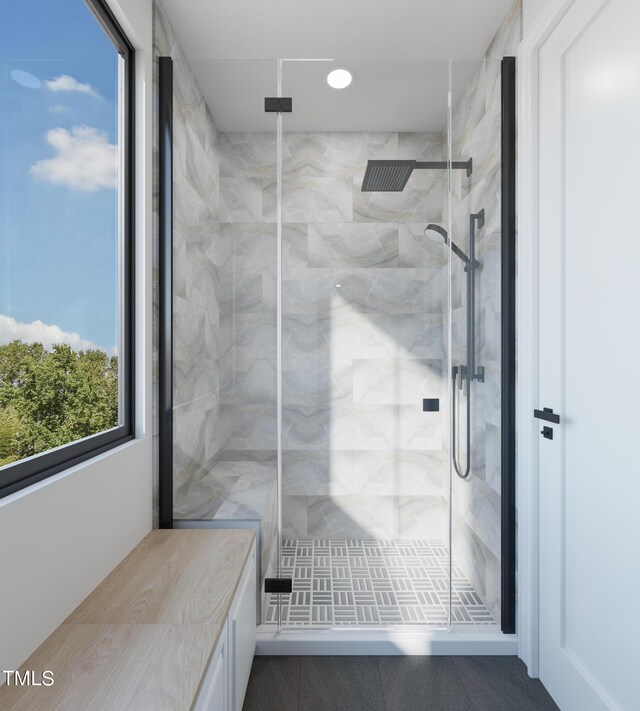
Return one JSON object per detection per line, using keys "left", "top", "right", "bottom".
{"left": 1, "top": 0, "right": 120, "bottom": 354}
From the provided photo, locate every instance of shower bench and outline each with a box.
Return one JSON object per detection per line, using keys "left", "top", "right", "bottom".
{"left": 174, "top": 460, "right": 278, "bottom": 623}
{"left": 0, "top": 530, "right": 256, "bottom": 711}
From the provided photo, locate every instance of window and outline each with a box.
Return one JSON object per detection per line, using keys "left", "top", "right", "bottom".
{"left": 0, "top": 0, "right": 134, "bottom": 497}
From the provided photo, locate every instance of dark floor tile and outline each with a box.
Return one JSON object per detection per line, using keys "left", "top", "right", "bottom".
{"left": 453, "top": 656, "right": 560, "bottom": 711}
{"left": 378, "top": 656, "right": 474, "bottom": 711}
{"left": 243, "top": 656, "right": 300, "bottom": 711}
{"left": 299, "top": 656, "right": 386, "bottom": 711}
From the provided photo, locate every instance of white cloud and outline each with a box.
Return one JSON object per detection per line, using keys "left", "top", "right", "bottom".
{"left": 49, "top": 104, "right": 71, "bottom": 115}
{"left": 46, "top": 74, "right": 99, "bottom": 97}
{"left": 30, "top": 126, "right": 117, "bottom": 192}
{"left": 0, "top": 315, "right": 101, "bottom": 352}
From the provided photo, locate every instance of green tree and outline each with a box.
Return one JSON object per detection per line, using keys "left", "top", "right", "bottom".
{"left": 0, "top": 340, "right": 119, "bottom": 467}
{"left": 0, "top": 408, "right": 20, "bottom": 467}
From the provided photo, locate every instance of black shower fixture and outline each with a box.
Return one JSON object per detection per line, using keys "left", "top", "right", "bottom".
{"left": 425, "top": 212, "right": 485, "bottom": 481}
{"left": 424, "top": 222, "right": 479, "bottom": 269}
{"left": 361, "top": 158, "right": 473, "bottom": 192}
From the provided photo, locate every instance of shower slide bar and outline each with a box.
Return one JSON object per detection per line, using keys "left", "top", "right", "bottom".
{"left": 451, "top": 210, "right": 485, "bottom": 480}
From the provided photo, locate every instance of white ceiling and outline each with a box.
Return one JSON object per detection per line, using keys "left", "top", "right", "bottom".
{"left": 160, "top": 0, "right": 514, "bottom": 132}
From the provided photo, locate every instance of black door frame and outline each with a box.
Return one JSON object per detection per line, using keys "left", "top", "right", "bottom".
{"left": 158, "top": 56, "right": 173, "bottom": 529}
{"left": 501, "top": 55, "right": 517, "bottom": 634}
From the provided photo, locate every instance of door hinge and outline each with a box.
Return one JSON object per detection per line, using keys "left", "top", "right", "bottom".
{"left": 264, "top": 97, "right": 292, "bottom": 113}
{"left": 265, "top": 578, "right": 292, "bottom": 594}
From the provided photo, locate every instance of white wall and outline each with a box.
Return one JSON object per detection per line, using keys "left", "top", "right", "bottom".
{"left": 523, "top": 0, "right": 549, "bottom": 34}
{"left": 0, "top": 0, "right": 153, "bottom": 673}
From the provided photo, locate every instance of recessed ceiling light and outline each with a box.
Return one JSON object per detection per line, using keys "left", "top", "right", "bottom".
{"left": 326, "top": 67, "right": 354, "bottom": 90}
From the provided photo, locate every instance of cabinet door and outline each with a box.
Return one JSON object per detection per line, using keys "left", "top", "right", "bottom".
{"left": 194, "top": 620, "right": 228, "bottom": 711}
{"left": 229, "top": 545, "right": 257, "bottom": 711}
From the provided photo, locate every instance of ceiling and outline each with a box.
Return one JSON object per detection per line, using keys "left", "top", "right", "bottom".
{"left": 160, "top": 0, "right": 514, "bottom": 132}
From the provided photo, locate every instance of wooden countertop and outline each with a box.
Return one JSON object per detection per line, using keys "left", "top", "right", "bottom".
{"left": 0, "top": 529, "right": 255, "bottom": 711}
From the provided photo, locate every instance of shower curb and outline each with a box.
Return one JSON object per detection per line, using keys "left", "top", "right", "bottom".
{"left": 255, "top": 628, "right": 518, "bottom": 656}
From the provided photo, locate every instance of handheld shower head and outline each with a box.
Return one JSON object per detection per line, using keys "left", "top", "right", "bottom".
{"left": 424, "top": 224, "right": 471, "bottom": 266}
{"left": 424, "top": 223, "right": 448, "bottom": 243}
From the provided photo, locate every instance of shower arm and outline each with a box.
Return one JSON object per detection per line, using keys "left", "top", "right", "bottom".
{"left": 414, "top": 158, "right": 473, "bottom": 177}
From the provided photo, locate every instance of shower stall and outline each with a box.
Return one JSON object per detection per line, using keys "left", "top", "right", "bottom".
{"left": 156, "top": 0, "right": 519, "bottom": 641}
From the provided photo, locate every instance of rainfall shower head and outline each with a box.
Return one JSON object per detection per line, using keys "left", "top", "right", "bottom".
{"left": 361, "top": 160, "right": 417, "bottom": 192}
{"left": 361, "top": 157, "right": 474, "bottom": 192}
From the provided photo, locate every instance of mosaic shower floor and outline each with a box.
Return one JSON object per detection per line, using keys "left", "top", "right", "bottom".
{"left": 265, "top": 539, "right": 495, "bottom": 627}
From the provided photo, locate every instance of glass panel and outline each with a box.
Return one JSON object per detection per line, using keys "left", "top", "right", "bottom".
{"left": 167, "top": 58, "right": 279, "bottom": 625}
{"left": 0, "top": 1, "right": 126, "bottom": 472}
{"left": 448, "top": 57, "right": 504, "bottom": 629}
{"left": 162, "top": 51, "right": 509, "bottom": 632}
{"left": 277, "top": 58, "right": 452, "bottom": 629}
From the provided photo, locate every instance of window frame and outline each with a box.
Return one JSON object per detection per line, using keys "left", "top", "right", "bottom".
{"left": 0, "top": 0, "right": 136, "bottom": 499}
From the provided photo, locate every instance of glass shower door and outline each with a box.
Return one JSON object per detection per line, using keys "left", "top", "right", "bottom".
{"left": 446, "top": 58, "right": 505, "bottom": 629}
{"left": 167, "top": 57, "right": 281, "bottom": 626}
{"left": 162, "top": 27, "right": 511, "bottom": 639}
{"left": 273, "top": 58, "right": 454, "bottom": 630}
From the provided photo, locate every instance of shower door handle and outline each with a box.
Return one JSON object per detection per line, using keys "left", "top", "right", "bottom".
{"left": 534, "top": 407, "right": 560, "bottom": 424}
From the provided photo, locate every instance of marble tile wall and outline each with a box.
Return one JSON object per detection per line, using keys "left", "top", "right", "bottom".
{"left": 447, "top": 0, "right": 522, "bottom": 625}
{"left": 219, "top": 129, "right": 450, "bottom": 542}
{"left": 154, "top": 7, "right": 224, "bottom": 512}
{"left": 154, "top": 6, "right": 279, "bottom": 533}
{"left": 153, "top": 8, "right": 280, "bottom": 606}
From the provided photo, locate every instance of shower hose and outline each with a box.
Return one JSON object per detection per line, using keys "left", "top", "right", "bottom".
{"left": 452, "top": 366, "right": 472, "bottom": 479}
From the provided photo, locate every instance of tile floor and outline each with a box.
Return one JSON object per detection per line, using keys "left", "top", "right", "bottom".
{"left": 265, "top": 539, "right": 495, "bottom": 627}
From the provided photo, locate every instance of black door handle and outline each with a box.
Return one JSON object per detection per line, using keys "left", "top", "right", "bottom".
{"left": 534, "top": 407, "right": 560, "bottom": 424}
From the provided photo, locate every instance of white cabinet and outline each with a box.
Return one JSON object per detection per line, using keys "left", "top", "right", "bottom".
{"left": 229, "top": 545, "right": 257, "bottom": 711}
{"left": 193, "top": 620, "right": 229, "bottom": 711}
{"left": 194, "top": 542, "right": 256, "bottom": 711}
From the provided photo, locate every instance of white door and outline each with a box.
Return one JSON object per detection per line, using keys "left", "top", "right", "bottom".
{"left": 537, "top": 0, "right": 640, "bottom": 709}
